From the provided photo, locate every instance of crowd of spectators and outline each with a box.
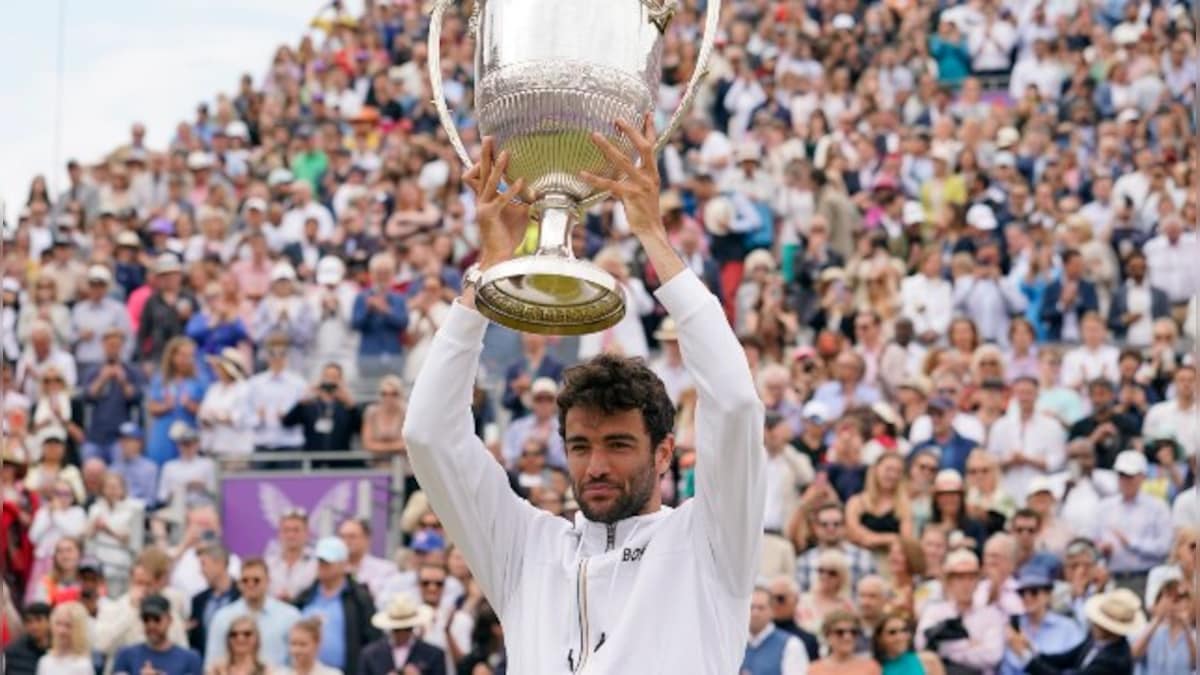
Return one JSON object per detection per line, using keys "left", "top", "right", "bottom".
{"left": 1, "top": 0, "right": 1199, "bottom": 673}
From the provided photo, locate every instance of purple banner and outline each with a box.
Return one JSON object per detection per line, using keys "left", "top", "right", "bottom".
{"left": 220, "top": 472, "right": 393, "bottom": 559}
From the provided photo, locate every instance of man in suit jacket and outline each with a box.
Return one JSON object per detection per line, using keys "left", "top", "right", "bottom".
{"left": 360, "top": 595, "right": 446, "bottom": 675}
{"left": 188, "top": 543, "right": 240, "bottom": 657}
{"left": 1008, "top": 588, "right": 1142, "bottom": 674}
{"left": 1040, "top": 249, "right": 1100, "bottom": 343}
{"left": 1107, "top": 251, "right": 1170, "bottom": 346}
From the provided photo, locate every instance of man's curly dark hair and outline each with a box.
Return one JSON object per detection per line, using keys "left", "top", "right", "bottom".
{"left": 557, "top": 354, "right": 675, "bottom": 450}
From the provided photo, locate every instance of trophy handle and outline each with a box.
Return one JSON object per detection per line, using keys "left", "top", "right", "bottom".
{"left": 428, "top": 0, "right": 474, "bottom": 168}
{"left": 427, "top": 0, "right": 721, "bottom": 185}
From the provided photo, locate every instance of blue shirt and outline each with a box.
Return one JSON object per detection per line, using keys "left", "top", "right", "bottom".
{"left": 111, "top": 455, "right": 159, "bottom": 505}
{"left": 112, "top": 643, "right": 203, "bottom": 675}
{"left": 205, "top": 597, "right": 301, "bottom": 667}
{"left": 350, "top": 290, "right": 408, "bottom": 357}
{"left": 303, "top": 583, "right": 347, "bottom": 669}
{"left": 1001, "top": 611, "right": 1085, "bottom": 675}
{"left": 82, "top": 362, "right": 144, "bottom": 445}
{"left": 913, "top": 430, "right": 977, "bottom": 474}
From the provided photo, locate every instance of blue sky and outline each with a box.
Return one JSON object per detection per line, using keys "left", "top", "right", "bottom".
{"left": 0, "top": 0, "right": 348, "bottom": 216}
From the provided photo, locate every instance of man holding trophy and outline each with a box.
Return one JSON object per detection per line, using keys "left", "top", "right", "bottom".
{"left": 402, "top": 113, "right": 766, "bottom": 672}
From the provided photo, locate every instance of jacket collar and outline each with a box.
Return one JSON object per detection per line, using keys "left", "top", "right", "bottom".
{"left": 571, "top": 507, "right": 673, "bottom": 557}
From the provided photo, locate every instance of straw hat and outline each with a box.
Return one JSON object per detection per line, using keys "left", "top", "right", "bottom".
{"left": 371, "top": 595, "right": 434, "bottom": 631}
{"left": 1085, "top": 589, "right": 1147, "bottom": 637}
{"left": 210, "top": 348, "right": 249, "bottom": 381}
{"left": 653, "top": 318, "right": 679, "bottom": 342}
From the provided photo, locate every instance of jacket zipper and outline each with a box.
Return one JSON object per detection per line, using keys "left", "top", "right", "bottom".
{"left": 574, "top": 557, "right": 590, "bottom": 673}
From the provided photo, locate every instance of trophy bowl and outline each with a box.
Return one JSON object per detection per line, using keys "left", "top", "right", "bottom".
{"left": 429, "top": 0, "right": 720, "bottom": 334}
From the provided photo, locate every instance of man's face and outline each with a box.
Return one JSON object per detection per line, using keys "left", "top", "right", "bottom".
{"left": 338, "top": 522, "right": 369, "bottom": 558}
{"left": 199, "top": 554, "right": 225, "bottom": 585}
{"left": 1118, "top": 472, "right": 1143, "bottom": 499}
{"left": 1011, "top": 516, "right": 1039, "bottom": 552}
{"left": 945, "top": 567, "right": 979, "bottom": 604}
{"left": 1020, "top": 585, "right": 1051, "bottom": 615}
{"left": 316, "top": 559, "right": 344, "bottom": 585}
{"left": 814, "top": 508, "right": 845, "bottom": 546}
{"left": 142, "top": 613, "right": 170, "bottom": 645}
{"left": 418, "top": 566, "right": 447, "bottom": 606}
{"left": 1127, "top": 256, "right": 1146, "bottom": 281}
{"left": 766, "top": 582, "right": 796, "bottom": 619}
{"left": 564, "top": 407, "right": 666, "bottom": 524}
{"left": 749, "top": 590, "right": 772, "bottom": 634}
{"left": 531, "top": 392, "right": 556, "bottom": 420}
{"left": 983, "top": 542, "right": 1014, "bottom": 580}
{"left": 24, "top": 614, "right": 49, "bottom": 645}
{"left": 856, "top": 580, "right": 886, "bottom": 618}
{"left": 279, "top": 516, "right": 308, "bottom": 550}
{"left": 1175, "top": 369, "right": 1196, "bottom": 401}
{"left": 239, "top": 566, "right": 268, "bottom": 603}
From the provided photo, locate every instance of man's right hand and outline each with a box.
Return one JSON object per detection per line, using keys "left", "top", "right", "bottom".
{"left": 466, "top": 137, "right": 528, "bottom": 271}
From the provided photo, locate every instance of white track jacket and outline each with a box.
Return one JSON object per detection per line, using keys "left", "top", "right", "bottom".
{"left": 404, "top": 270, "right": 766, "bottom": 674}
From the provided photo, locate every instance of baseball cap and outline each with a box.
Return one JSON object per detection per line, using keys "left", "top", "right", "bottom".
{"left": 1026, "top": 475, "right": 1056, "bottom": 499}
{"left": 153, "top": 253, "right": 182, "bottom": 276}
{"left": 242, "top": 197, "right": 268, "bottom": 213}
{"left": 410, "top": 529, "right": 446, "bottom": 553}
{"left": 316, "top": 256, "right": 346, "bottom": 286}
{"left": 902, "top": 201, "right": 925, "bottom": 226}
{"left": 1016, "top": 571, "right": 1053, "bottom": 592}
{"left": 118, "top": 422, "right": 143, "bottom": 440}
{"left": 966, "top": 204, "right": 998, "bottom": 231}
{"left": 167, "top": 421, "right": 199, "bottom": 443}
{"left": 268, "top": 168, "right": 295, "bottom": 187}
{"left": 79, "top": 556, "right": 104, "bottom": 574}
{"left": 270, "top": 261, "right": 297, "bottom": 283}
{"left": 315, "top": 536, "right": 349, "bottom": 563}
{"left": 993, "top": 151, "right": 1017, "bottom": 169}
{"left": 87, "top": 265, "right": 113, "bottom": 284}
{"left": 927, "top": 395, "right": 955, "bottom": 412}
{"left": 801, "top": 400, "right": 831, "bottom": 424}
{"left": 530, "top": 377, "right": 558, "bottom": 398}
{"left": 140, "top": 594, "right": 171, "bottom": 617}
{"left": 764, "top": 410, "right": 787, "bottom": 430}
{"left": 1114, "top": 450, "right": 1148, "bottom": 476}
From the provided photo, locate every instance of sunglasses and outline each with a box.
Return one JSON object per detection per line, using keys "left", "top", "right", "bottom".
{"left": 828, "top": 627, "right": 858, "bottom": 638}
{"left": 916, "top": 463, "right": 938, "bottom": 473}
{"left": 817, "top": 568, "right": 841, "bottom": 577}
{"left": 379, "top": 390, "right": 399, "bottom": 397}
{"left": 770, "top": 593, "right": 788, "bottom": 604}
{"left": 884, "top": 626, "right": 911, "bottom": 637}
{"left": 230, "top": 630, "right": 255, "bottom": 639}
{"left": 141, "top": 614, "right": 166, "bottom": 623}
{"left": 419, "top": 521, "right": 442, "bottom": 529}
{"left": 1018, "top": 587, "right": 1049, "bottom": 597}
{"left": 420, "top": 579, "right": 445, "bottom": 588}
{"left": 817, "top": 520, "right": 843, "bottom": 528}
{"left": 966, "top": 467, "right": 992, "bottom": 475}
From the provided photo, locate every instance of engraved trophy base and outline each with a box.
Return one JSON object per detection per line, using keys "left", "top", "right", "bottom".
{"left": 474, "top": 199, "right": 625, "bottom": 336}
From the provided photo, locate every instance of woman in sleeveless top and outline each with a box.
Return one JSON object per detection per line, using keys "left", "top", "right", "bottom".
{"left": 845, "top": 453, "right": 913, "bottom": 574}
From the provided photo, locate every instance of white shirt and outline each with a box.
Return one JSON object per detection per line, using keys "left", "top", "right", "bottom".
{"left": 747, "top": 624, "right": 809, "bottom": 675}
{"left": 347, "top": 554, "right": 398, "bottom": 603}
{"left": 1122, "top": 281, "right": 1154, "bottom": 348}
{"left": 1050, "top": 469, "right": 1118, "bottom": 540}
{"left": 1172, "top": 489, "right": 1200, "bottom": 530}
{"left": 908, "top": 412, "right": 986, "bottom": 446}
{"left": 987, "top": 411, "right": 1067, "bottom": 502}
{"left": 170, "top": 547, "right": 242, "bottom": 600}
{"left": 1061, "top": 345, "right": 1119, "bottom": 390}
{"left": 1145, "top": 233, "right": 1200, "bottom": 303}
{"left": 280, "top": 201, "right": 335, "bottom": 244}
{"left": 1142, "top": 399, "right": 1200, "bottom": 458}
{"left": 901, "top": 273, "right": 954, "bottom": 337}
{"left": 157, "top": 454, "right": 217, "bottom": 505}
{"left": 36, "top": 653, "right": 94, "bottom": 675}
{"left": 968, "top": 20, "right": 1017, "bottom": 71}
{"left": 1098, "top": 493, "right": 1172, "bottom": 573}
{"left": 197, "top": 380, "right": 255, "bottom": 457}
{"left": 246, "top": 368, "right": 308, "bottom": 448}
{"left": 577, "top": 279, "right": 654, "bottom": 361}
{"left": 1010, "top": 56, "right": 1065, "bottom": 101}
{"left": 650, "top": 356, "right": 693, "bottom": 407}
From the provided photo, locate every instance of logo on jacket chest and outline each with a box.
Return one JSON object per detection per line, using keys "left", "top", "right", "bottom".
{"left": 621, "top": 545, "right": 646, "bottom": 562}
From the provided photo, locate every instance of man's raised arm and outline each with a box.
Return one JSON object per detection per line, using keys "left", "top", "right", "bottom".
{"left": 584, "top": 117, "right": 767, "bottom": 597}
{"left": 402, "top": 142, "right": 538, "bottom": 617}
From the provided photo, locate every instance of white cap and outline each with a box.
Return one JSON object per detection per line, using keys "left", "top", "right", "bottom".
{"left": 268, "top": 168, "right": 295, "bottom": 187}
{"left": 831, "top": 13, "right": 855, "bottom": 30}
{"left": 995, "top": 126, "right": 1021, "bottom": 149}
{"left": 316, "top": 256, "right": 346, "bottom": 286}
{"left": 801, "top": 400, "right": 831, "bottom": 424}
{"left": 703, "top": 197, "right": 733, "bottom": 236}
{"left": 1026, "top": 475, "right": 1057, "bottom": 499}
{"left": 225, "top": 120, "right": 250, "bottom": 139}
{"left": 530, "top": 377, "right": 558, "bottom": 398}
{"left": 993, "top": 151, "right": 1017, "bottom": 169}
{"left": 1112, "top": 24, "right": 1142, "bottom": 45}
{"left": 1117, "top": 108, "right": 1141, "bottom": 124}
{"left": 242, "top": 197, "right": 268, "bottom": 213}
{"left": 734, "top": 142, "right": 762, "bottom": 163}
{"left": 86, "top": 265, "right": 113, "bottom": 284}
{"left": 930, "top": 145, "right": 956, "bottom": 166}
{"left": 269, "top": 261, "right": 297, "bottom": 283}
{"left": 186, "top": 151, "right": 213, "bottom": 170}
{"left": 1113, "top": 450, "right": 1148, "bottom": 476}
{"left": 2, "top": 277, "right": 21, "bottom": 294}
{"left": 966, "top": 203, "right": 998, "bottom": 231}
{"left": 902, "top": 201, "right": 926, "bottom": 226}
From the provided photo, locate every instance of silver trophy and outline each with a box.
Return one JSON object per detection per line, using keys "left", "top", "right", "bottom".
{"left": 429, "top": 0, "right": 720, "bottom": 335}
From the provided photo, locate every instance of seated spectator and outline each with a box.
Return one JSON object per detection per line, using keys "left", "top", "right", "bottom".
{"left": 26, "top": 482, "right": 86, "bottom": 604}
{"left": 169, "top": 507, "right": 242, "bottom": 601}
{"left": 884, "top": 537, "right": 925, "bottom": 617}
{"left": 915, "top": 549, "right": 1004, "bottom": 673}
{"left": 4, "top": 601, "right": 51, "bottom": 675}
{"left": 1097, "top": 451, "right": 1172, "bottom": 601}
{"left": 500, "top": 332, "right": 564, "bottom": 419}
{"left": 110, "top": 595, "right": 202, "bottom": 675}
{"left": 29, "top": 367, "right": 85, "bottom": 466}
{"left": 797, "top": 548, "right": 856, "bottom": 639}
{"left": 295, "top": 537, "right": 380, "bottom": 675}
{"left": 1008, "top": 588, "right": 1142, "bottom": 674}
{"left": 1144, "top": 526, "right": 1197, "bottom": 612}
{"left": 964, "top": 448, "right": 1015, "bottom": 536}
{"left": 197, "top": 348, "right": 254, "bottom": 460}
{"left": 36, "top": 601, "right": 93, "bottom": 675}
{"left": 743, "top": 586, "right": 810, "bottom": 675}
{"left": 206, "top": 558, "right": 300, "bottom": 668}
{"left": 338, "top": 519, "right": 396, "bottom": 603}
{"left": 1008, "top": 507, "right": 1063, "bottom": 580}
{"left": 975, "top": 533, "right": 1023, "bottom": 616}
{"left": 808, "top": 610, "right": 880, "bottom": 675}
{"left": 109, "top": 422, "right": 159, "bottom": 505}
{"left": 264, "top": 511, "right": 317, "bottom": 604}
{"left": 844, "top": 453, "right": 912, "bottom": 559}
{"left": 252, "top": 262, "right": 315, "bottom": 373}
{"left": 28, "top": 536, "right": 83, "bottom": 606}
{"left": 85, "top": 472, "right": 141, "bottom": 596}
{"left": 1131, "top": 571, "right": 1195, "bottom": 674}
{"left": 185, "top": 282, "right": 250, "bottom": 374}
{"left": 928, "top": 470, "right": 989, "bottom": 554}
{"left": 764, "top": 575, "right": 820, "bottom": 661}
{"left": 25, "top": 433, "right": 84, "bottom": 502}
{"left": 1000, "top": 572, "right": 1085, "bottom": 675}
{"left": 306, "top": 255, "right": 360, "bottom": 383}
{"left": 911, "top": 396, "right": 977, "bottom": 474}
{"left": 157, "top": 422, "right": 217, "bottom": 509}
{"left": 278, "top": 617, "right": 340, "bottom": 675}
{"left": 872, "top": 609, "right": 944, "bottom": 675}
{"left": 359, "top": 375, "right": 407, "bottom": 470}
{"left": 826, "top": 416, "right": 869, "bottom": 502}
{"left": 797, "top": 502, "right": 876, "bottom": 593}
{"left": 1022, "top": 478, "right": 1074, "bottom": 558}
{"left": 360, "top": 595, "right": 444, "bottom": 675}
{"left": 500, "top": 377, "right": 564, "bottom": 470}
{"left": 351, "top": 253, "right": 408, "bottom": 391}
{"left": 576, "top": 248, "right": 654, "bottom": 361}
{"left": 811, "top": 351, "right": 881, "bottom": 421}
{"left": 80, "top": 327, "right": 143, "bottom": 464}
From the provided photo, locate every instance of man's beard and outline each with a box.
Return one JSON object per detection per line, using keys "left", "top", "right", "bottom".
{"left": 572, "top": 462, "right": 658, "bottom": 525}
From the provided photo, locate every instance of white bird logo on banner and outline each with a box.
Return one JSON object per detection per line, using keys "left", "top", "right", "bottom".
{"left": 257, "top": 480, "right": 369, "bottom": 538}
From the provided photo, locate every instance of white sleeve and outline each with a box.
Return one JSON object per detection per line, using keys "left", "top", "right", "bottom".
{"left": 782, "top": 636, "right": 810, "bottom": 675}
{"left": 403, "top": 302, "right": 548, "bottom": 617}
{"left": 655, "top": 271, "right": 766, "bottom": 597}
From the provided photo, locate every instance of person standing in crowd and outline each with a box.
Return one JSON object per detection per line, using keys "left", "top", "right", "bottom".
{"left": 1009, "top": 588, "right": 1143, "bottom": 674}
{"left": 500, "top": 332, "right": 564, "bottom": 419}
{"left": 80, "top": 328, "right": 143, "bottom": 464}
{"left": 360, "top": 595, "right": 444, "bottom": 675}
{"left": 4, "top": 602, "right": 51, "bottom": 675}
{"left": 294, "top": 537, "right": 379, "bottom": 675}
{"left": 808, "top": 610, "right": 880, "bottom": 675}
{"left": 36, "top": 601, "right": 93, "bottom": 675}
{"left": 1000, "top": 572, "right": 1085, "bottom": 675}
{"left": 915, "top": 549, "right": 1005, "bottom": 672}
{"left": 351, "top": 253, "right": 408, "bottom": 390}
{"left": 137, "top": 255, "right": 196, "bottom": 368}
{"left": 110, "top": 595, "right": 202, "bottom": 675}
{"left": 85, "top": 472, "right": 141, "bottom": 596}
{"left": 265, "top": 511, "right": 317, "bottom": 604}
{"left": 743, "top": 586, "right": 809, "bottom": 675}
{"left": 1097, "top": 451, "right": 1172, "bottom": 601}
{"left": 337, "top": 519, "right": 395, "bottom": 602}
{"left": 206, "top": 558, "right": 300, "bottom": 668}
{"left": 282, "top": 364, "right": 360, "bottom": 454}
